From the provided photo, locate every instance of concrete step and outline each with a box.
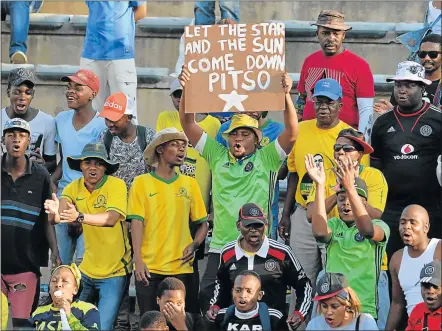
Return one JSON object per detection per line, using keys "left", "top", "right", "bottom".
{"left": 1, "top": 63, "right": 393, "bottom": 130}
{"left": 1, "top": 15, "right": 415, "bottom": 75}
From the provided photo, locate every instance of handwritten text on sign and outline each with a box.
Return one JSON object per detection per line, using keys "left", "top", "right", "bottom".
{"left": 184, "top": 23, "right": 285, "bottom": 113}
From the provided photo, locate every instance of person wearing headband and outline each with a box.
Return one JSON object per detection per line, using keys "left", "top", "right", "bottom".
{"left": 29, "top": 264, "right": 100, "bottom": 330}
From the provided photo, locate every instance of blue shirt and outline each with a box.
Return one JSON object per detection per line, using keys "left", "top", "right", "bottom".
{"left": 82, "top": 1, "right": 144, "bottom": 60}
{"left": 55, "top": 110, "right": 106, "bottom": 197}
{"left": 216, "top": 119, "right": 285, "bottom": 225}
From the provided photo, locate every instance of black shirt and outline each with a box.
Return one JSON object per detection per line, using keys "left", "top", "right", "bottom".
{"left": 210, "top": 237, "right": 312, "bottom": 317}
{"left": 1, "top": 155, "right": 52, "bottom": 275}
{"left": 371, "top": 102, "right": 442, "bottom": 215}
{"left": 213, "top": 305, "right": 288, "bottom": 331}
{"left": 390, "top": 79, "right": 440, "bottom": 106}
{"left": 167, "top": 313, "right": 204, "bottom": 331}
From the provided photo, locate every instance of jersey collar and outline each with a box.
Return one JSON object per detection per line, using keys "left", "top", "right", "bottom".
{"left": 235, "top": 303, "right": 260, "bottom": 319}
{"left": 235, "top": 236, "right": 270, "bottom": 260}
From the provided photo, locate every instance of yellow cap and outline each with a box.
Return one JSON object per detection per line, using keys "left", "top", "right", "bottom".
{"left": 51, "top": 263, "right": 82, "bottom": 288}
{"left": 221, "top": 114, "right": 262, "bottom": 142}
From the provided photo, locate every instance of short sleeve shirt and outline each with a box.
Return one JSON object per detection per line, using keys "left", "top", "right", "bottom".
{"left": 61, "top": 176, "right": 130, "bottom": 279}
{"left": 195, "top": 133, "right": 286, "bottom": 251}
{"left": 98, "top": 126, "right": 155, "bottom": 191}
{"left": 127, "top": 172, "right": 207, "bottom": 275}
{"left": 325, "top": 217, "right": 390, "bottom": 318}
{"left": 306, "top": 314, "right": 379, "bottom": 330}
{"left": 298, "top": 50, "right": 375, "bottom": 128}
{"left": 55, "top": 110, "right": 106, "bottom": 197}
{"left": 156, "top": 111, "right": 221, "bottom": 209}
{"left": 82, "top": 1, "right": 144, "bottom": 60}
{"left": 2, "top": 108, "right": 57, "bottom": 156}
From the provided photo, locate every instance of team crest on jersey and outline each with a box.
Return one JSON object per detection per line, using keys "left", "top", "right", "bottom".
{"left": 265, "top": 259, "right": 277, "bottom": 271}
{"left": 354, "top": 232, "right": 365, "bottom": 242}
{"left": 176, "top": 187, "right": 190, "bottom": 199}
{"left": 420, "top": 125, "right": 432, "bottom": 137}
{"left": 94, "top": 195, "right": 107, "bottom": 208}
{"left": 245, "top": 162, "right": 254, "bottom": 172}
{"left": 261, "top": 137, "right": 270, "bottom": 146}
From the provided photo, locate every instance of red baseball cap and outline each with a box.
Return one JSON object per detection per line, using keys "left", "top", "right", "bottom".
{"left": 99, "top": 92, "right": 136, "bottom": 122}
{"left": 61, "top": 69, "right": 100, "bottom": 93}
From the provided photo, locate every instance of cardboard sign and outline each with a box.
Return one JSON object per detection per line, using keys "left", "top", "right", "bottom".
{"left": 184, "top": 23, "right": 285, "bottom": 113}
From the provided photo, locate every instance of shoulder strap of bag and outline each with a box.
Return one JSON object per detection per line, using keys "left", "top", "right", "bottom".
{"left": 355, "top": 314, "right": 361, "bottom": 331}
{"left": 429, "top": 13, "right": 442, "bottom": 30}
{"left": 103, "top": 130, "right": 113, "bottom": 156}
{"left": 136, "top": 125, "right": 148, "bottom": 152}
{"left": 258, "top": 302, "right": 271, "bottom": 331}
{"left": 220, "top": 305, "right": 236, "bottom": 330}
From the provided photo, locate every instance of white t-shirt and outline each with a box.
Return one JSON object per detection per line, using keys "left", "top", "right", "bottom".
{"left": 306, "top": 314, "right": 379, "bottom": 331}
{"left": 427, "top": 1, "right": 441, "bottom": 35}
{"left": 1, "top": 107, "right": 57, "bottom": 156}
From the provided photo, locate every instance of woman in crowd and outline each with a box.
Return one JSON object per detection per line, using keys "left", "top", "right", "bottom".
{"left": 307, "top": 273, "right": 378, "bottom": 330}
{"left": 29, "top": 264, "right": 100, "bottom": 329}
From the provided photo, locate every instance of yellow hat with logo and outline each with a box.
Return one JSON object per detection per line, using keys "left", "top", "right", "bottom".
{"left": 221, "top": 114, "right": 262, "bottom": 142}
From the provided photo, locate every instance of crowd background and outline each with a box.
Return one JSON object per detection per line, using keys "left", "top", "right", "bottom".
{"left": 1, "top": 1, "right": 441, "bottom": 331}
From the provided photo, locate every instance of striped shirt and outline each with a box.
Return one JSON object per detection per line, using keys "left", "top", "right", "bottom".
{"left": 1, "top": 155, "right": 52, "bottom": 275}
{"left": 210, "top": 237, "right": 312, "bottom": 317}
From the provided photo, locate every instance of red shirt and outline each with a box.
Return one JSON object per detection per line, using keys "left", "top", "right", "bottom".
{"left": 297, "top": 49, "right": 375, "bottom": 128}
{"left": 406, "top": 302, "right": 442, "bottom": 331}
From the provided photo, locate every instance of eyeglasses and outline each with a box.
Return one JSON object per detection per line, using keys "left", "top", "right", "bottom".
{"left": 333, "top": 144, "right": 357, "bottom": 152}
{"left": 417, "top": 51, "right": 442, "bottom": 59}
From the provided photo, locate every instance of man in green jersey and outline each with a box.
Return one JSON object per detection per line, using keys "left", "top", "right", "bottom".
{"left": 305, "top": 153, "right": 390, "bottom": 319}
{"left": 178, "top": 66, "right": 299, "bottom": 314}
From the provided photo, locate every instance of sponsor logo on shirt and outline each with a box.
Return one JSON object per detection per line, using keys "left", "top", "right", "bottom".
{"left": 394, "top": 144, "right": 418, "bottom": 160}
{"left": 229, "top": 263, "right": 237, "bottom": 271}
{"left": 228, "top": 323, "right": 263, "bottom": 331}
{"left": 387, "top": 126, "right": 396, "bottom": 133}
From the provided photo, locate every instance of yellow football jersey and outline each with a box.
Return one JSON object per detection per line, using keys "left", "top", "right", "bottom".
{"left": 128, "top": 172, "right": 207, "bottom": 275}
{"left": 61, "top": 176, "right": 131, "bottom": 279}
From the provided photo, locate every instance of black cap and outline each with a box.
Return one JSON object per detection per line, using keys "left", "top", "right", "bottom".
{"left": 313, "top": 272, "right": 349, "bottom": 301}
{"left": 417, "top": 260, "right": 441, "bottom": 287}
{"left": 8, "top": 68, "right": 35, "bottom": 88}
{"left": 238, "top": 203, "right": 268, "bottom": 226}
{"left": 337, "top": 177, "right": 369, "bottom": 199}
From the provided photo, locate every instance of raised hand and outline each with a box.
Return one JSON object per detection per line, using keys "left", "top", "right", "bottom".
{"left": 334, "top": 155, "right": 357, "bottom": 192}
{"left": 281, "top": 72, "right": 293, "bottom": 94}
{"left": 304, "top": 154, "right": 326, "bottom": 185}
{"left": 178, "top": 65, "right": 191, "bottom": 88}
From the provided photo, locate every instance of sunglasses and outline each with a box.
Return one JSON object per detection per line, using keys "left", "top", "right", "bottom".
{"left": 418, "top": 51, "right": 442, "bottom": 59}
{"left": 333, "top": 144, "right": 358, "bottom": 152}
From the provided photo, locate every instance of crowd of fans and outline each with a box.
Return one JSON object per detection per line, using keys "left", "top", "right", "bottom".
{"left": 1, "top": 1, "right": 442, "bottom": 331}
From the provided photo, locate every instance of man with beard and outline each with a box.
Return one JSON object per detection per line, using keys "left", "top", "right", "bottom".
{"left": 280, "top": 79, "right": 362, "bottom": 303}
{"left": 385, "top": 205, "right": 441, "bottom": 330}
{"left": 406, "top": 260, "right": 442, "bottom": 331}
{"left": 296, "top": 10, "right": 374, "bottom": 138}
{"left": 178, "top": 67, "right": 298, "bottom": 314}
{"left": 375, "top": 34, "right": 442, "bottom": 112}
{"left": 216, "top": 112, "right": 286, "bottom": 239}
{"left": 1, "top": 119, "right": 59, "bottom": 328}
{"left": 208, "top": 203, "right": 312, "bottom": 330}
{"left": 128, "top": 128, "right": 208, "bottom": 315}
{"left": 2, "top": 68, "right": 57, "bottom": 172}
{"left": 370, "top": 61, "right": 442, "bottom": 266}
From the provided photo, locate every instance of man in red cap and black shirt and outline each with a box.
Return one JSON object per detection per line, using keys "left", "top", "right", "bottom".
{"left": 51, "top": 69, "right": 107, "bottom": 265}
{"left": 207, "top": 203, "right": 312, "bottom": 330}
{"left": 371, "top": 61, "right": 442, "bottom": 265}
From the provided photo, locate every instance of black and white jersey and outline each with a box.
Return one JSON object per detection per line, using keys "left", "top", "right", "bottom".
{"left": 213, "top": 305, "right": 288, "bottom": 331}
{"left": 371, "top": 102, "right": 441, "bottom": 214}
{"left": 210, "top": 237, "right": 312, "bottom": 317}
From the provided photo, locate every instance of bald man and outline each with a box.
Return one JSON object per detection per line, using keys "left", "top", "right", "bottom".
{"left": 385, "top": 205, "right": 441, "bottom": 330}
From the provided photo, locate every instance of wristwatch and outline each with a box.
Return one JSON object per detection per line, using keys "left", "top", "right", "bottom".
{"left": 76, "top": 212, "right": 85, "bottom": 223}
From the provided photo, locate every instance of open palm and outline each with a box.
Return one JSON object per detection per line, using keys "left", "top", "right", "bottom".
{"left": 44, "top": 193, "right": 59, "bottom": 215}
{"left": 304, "top": 154, "right": 326, "bottom": 185}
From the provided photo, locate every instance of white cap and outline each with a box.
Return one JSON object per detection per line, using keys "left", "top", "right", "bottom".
{"left": 386, "top": 61, "right": 432, "bottom": 85}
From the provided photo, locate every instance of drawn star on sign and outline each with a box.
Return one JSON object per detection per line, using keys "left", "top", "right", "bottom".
{"left": 218, "top": 90, "right": 249, "bottom": 112}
